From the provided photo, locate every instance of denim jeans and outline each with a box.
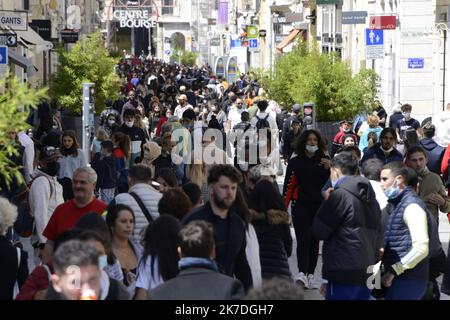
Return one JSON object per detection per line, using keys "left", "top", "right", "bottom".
{"left": 385, "top": 278, "right": 427, "bottom": 300}
{"left": 325, "top": 282, "right": 372, "bottom": 300}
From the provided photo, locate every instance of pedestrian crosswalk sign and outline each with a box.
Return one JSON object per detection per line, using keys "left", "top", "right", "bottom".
{"left": 0, "top": 46, "right": 7, "bottom": 65}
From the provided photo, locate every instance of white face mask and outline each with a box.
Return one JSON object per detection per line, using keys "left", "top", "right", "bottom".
{"left": 125, "top": 120, "right": 134, "bottom": 128}
{"left": 211, "top": 106, "right": 217, "bottom": 112}
{"left": 403, "top": 112, "right": 411, "bottom": 120}
{"left": 305, "top": 145, "right": 319, "bottom": 154}
{"left": 108, "top": 120, "right": 115, "bottom": 126}
{"left": 239, "top": 162, "right": 249, "bottom": 172}
{"left": 98, "top": 255, "right": 108, "bottom": 270}
{"left": 380, "top": 145, "right": 394, "bottom": 153}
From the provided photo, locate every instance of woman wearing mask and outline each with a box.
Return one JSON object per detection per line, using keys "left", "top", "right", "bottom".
{"left": 103, "top": 113, "right": 121, "bottom": 138}
{"left": 58, "top": 130, "right": 87, "bottom": 201}
{"left": 359, "top": 114, "right": 382, "bottom": 152}
{"left": 134, "top": 215, "right": 181, "bottom": 299}
{"left": 283, "top": 129, "right": 330, "bottom": 289}
{"left": 148, "top": 102, "right": 163, "bottom": 137}
{"left": 106, "top": 204, "right": 143, "bottom": 297}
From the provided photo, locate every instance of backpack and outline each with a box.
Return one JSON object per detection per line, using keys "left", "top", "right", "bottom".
{"left": 13, "top": 174, "right": 53, "bottom": 238}
{"left": 255, "top": 114, "right": 270, "bottom": 130}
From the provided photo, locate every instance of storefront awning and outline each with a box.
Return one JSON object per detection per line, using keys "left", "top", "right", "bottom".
{"left": 14, "top": 27, "right": 53, "bottom": 53}
{"left": 276, "top": 28, "right": 301, "bottom": 53}
{"left": 8, "top": 50, "right": 38, "bottom": 77}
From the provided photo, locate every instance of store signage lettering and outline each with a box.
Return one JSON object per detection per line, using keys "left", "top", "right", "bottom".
{"left": 114, "top": 10, "right": 156, "bottom": 28}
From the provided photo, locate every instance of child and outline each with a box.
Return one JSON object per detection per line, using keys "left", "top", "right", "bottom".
{"left": 91, "top": 140, "right": 117, "bottom": 204}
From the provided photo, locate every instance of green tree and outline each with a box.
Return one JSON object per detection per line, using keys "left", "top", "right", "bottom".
{"left": 49, "top": 32, "right": 121, "bottom": 116}
{"left": 260, "top": 41, "right": 380, "bottom": 121}
{"left": 171, "top": 50, "right": 198, "bottom": 67}
{"left": 0, "top": 73, "right": 47, "bottom": 188}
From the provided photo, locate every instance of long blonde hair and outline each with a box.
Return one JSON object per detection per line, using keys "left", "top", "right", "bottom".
{"left": 185, "top": 158, "right": 207, "bottom": 188}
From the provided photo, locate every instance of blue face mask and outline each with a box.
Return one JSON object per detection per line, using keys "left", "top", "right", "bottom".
{"left": 384, "top": 178, "right": 401, "bottom": 199}
{"left": 331, "top": 178, "right": 339, "bottom": 188}
{"left": 98, "top": 255, "right": 108, "bottom": 270}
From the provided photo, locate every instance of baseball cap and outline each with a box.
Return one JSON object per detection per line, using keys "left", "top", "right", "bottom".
{"left": 292, "top": 104, "right": 301, "bottom": 113}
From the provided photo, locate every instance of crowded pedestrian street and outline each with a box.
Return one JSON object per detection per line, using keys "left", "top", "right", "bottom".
{"left": 1, "top": 0, "right": 450, "bottom": 307}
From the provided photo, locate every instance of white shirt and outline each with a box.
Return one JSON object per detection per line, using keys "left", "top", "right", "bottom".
{"left": 250, "top": 111, "right": 279, "bottom": 132}
{"left": 369, "top": 180, "right": 388, "bottom": 211}
{"left": 135, "top": 255, "right": 164, "bottom": 294}
{"left": 18, "top": 131, "right": 35, "bottom": 182}
{"left": 227, "top": 106, "right": 243, "bottom": 131}
{"left": 174, "top": 103, "right": 193, "bottom": 120}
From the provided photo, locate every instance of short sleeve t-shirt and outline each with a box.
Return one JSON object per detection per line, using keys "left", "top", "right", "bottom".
{"left": 396, "top": 118, "right": 420, "bottom": 140}
{"left": 135, "top": 255, "right": 164, "bottom": 292}
{"left": 43, "top": 198, "right": 107, "bottom": 241}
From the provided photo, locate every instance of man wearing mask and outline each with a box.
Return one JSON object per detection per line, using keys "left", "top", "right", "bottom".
{"left": 361, "top": 128, "right": 403, "bottom": 165}
{"left": 174, "top": 94, "right": 193, "bottom": 120}
{"left": 380, "top": 161, "right": 431, "bottom": 300}
{"left": 29, "top": 146, "right": 64, "bottom": 263}
{"left": 331, "top": 120, "right": 356, "bottom": 157}
{"left": 396, "top": 104, "right": 420, "bottom": 146}
{"left": 226, "top": 97, "right": 244, "bottom": 133}
{"left": 120, "top": 109, "right": 147, "bottom": 167}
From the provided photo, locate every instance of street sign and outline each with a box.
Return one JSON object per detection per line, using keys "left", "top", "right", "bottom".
{"left": 365, "top": 29, "right": 384, "bottom": 60}
{"left": 0, "top": 34, "right": 17, "bottom": 47}
{"left": 366, "top": 29, "right": 383, "bottom": 45}
{"left": 61, "top": 30, "right": 79, "bottom": 43}
{"left": 370, "top": 15, "right": 396, "bottom": 30}
{"left": 248, "top": 38, "right": 258, "bottom": 51}
{"left": 210, "top": 38, "right": 220, "bottom": 46}
{"left": 207, "top": 31, "right": 214, "bottom": 39}
{"left": 259, "top": 29, "right": 266, "bottom": 37}
{"left": 342, "top": 11, "right": 368, "bottom": 24}
{"left": 247, "top": 25, "right": 259, "bottom": 39}
{"left": 207, "top": 18, "right": 216, "bottom": 25}
{"left": 0, "top": 10, "right": 28, "bottom": 31}
{"left": 29, "top": 20, "right": 52, "bottom": 40}
{"left": 0, "top": 46, "right": 8, "bottom": 65}
{"left": 408, "top": 58, "right": 424, "bottom": 69}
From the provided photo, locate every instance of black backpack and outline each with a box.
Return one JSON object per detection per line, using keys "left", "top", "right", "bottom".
{"left": 255, "top": 114, "right": 270, "bottom": 130}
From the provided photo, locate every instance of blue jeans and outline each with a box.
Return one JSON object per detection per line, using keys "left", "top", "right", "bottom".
{"left": 325, "top": 282, "right": 372, "bottom": 300}
{"left": 385, "top": 278, "right": 427, "bottom": 300}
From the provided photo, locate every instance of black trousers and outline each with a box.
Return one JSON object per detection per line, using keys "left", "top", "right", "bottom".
{"left": 292, "top": 202, "right": 321, "bottom": 275}
{"left": 58, "top": 177, "right": 73, "bottom": 201}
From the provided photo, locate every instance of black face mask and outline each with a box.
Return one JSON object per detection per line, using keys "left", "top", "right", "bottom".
{"left": 43, "top": 161, "right": 60, "bottom": 176}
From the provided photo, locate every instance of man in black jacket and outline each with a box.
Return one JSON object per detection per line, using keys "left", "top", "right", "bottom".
{"left": 312, "top": 151, "right": 382, "bottom": 300}
{"left": 148, "top": 220, "right": 245, "bottom": 300}
{"left": 181, "top": 165, "right": 253, "bottom": 291}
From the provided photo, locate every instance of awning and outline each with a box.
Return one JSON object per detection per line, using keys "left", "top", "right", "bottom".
{"left": 276, "top": 29, "right": 301, "bottom": 53}
{"left": 8, "top": 50, "right": 38, "bottom": 77}
{"left": 14, "top": 27, "right": 53, "bottom": 53}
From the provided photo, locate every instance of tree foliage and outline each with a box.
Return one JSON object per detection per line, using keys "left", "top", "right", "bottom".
{"left": 171, "top": 50, "right": 198, "bottom": 67}
{"left": 0, "top": 73, "right": 47, "bottom": 188}
{"left": 49, "top": 32, "right": 121, "bottom": 116}
{"left": 258, "top": 41, "right": 380, "bottom": 121}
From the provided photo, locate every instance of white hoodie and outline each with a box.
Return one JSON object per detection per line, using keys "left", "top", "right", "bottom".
{"left": 29, "top": 170, "right": 64, "bottom": 244}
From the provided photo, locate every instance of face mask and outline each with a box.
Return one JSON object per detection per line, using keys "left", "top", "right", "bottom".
{"left": 211, "top": 107, "right": 217, "bottom": 112}
{"left": 98, "top": 255, "right": 108, "bottom": 270}
{"left": 343, "top": 128, "right": 350, "bottom": 133}
{"left": 403, "top": 112, "right": 411, "bottom": 120}
{"left": 380, "top": 145, "right": 394, "bottom": 153}
{"left": 125, "top": 121, "right": 134, "bottom": 128}
{"left": 44, "top": 161, "right": 60, "bottom": 176}
{"left": 108, "top": 120, "right": 115, "bottom": 126}
{"left": 239, "top": 162, "right": 249, "bottom": 172}
{"left": 305, "top": 145, "right": 319, "bottom": 154}
{"left": 384, "top": 178, "right": 401, "bottom": 199}
{"left": 52, "top": 125, "right": 58, "bottom": 130}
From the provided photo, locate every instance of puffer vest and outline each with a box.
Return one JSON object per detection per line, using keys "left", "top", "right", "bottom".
{"left": 384, "top": 188, "right": 429, "bottom": 281}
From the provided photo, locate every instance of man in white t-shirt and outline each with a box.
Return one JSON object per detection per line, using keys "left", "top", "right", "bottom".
{"left": 174, "top": 94, "right": 193, "bottom": 120}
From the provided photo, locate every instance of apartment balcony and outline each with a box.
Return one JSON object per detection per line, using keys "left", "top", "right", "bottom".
{"left": 154, "top": 0, "right": 192, "bottom": 24}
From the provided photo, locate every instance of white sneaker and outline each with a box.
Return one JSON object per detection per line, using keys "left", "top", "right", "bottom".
{"left": 295, "top": 272, "right": 309, "bottom": 288}
{"left": 307, "top": 274, "right": 320, "bottom": 289}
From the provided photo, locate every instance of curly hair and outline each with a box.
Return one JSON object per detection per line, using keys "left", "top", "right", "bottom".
{"left": 0, "top": 197, "right": 17, "bottom": 235}
{"left": 294, "top": 129, "right": 328, "bottom": 156}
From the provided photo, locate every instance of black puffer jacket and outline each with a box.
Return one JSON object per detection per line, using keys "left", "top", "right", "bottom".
{"left": 312, "top": 176, "right": 382, "bottom": 285}
{"left": 252, "top": 209, "right": 292, "bottom": 279}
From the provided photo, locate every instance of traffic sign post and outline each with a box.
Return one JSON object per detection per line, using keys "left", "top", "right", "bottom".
{"left": 0, "top": 45, "right": 8, "bottom": 78}
{"left": 248, "top": 38, "right": 259, "bottom": 52}
{"left": 408, "top": 58, "right": 425, "bottom": 69}
{"left": 0, "top": 34, "right": 17, "bottom": 47}
{"left": 365, "top": 29, "right": 384, "bottom": 60}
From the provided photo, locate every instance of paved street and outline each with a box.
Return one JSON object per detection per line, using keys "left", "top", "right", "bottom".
{"left": 277, "top": 172, "right": 450, "bottom": 300}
